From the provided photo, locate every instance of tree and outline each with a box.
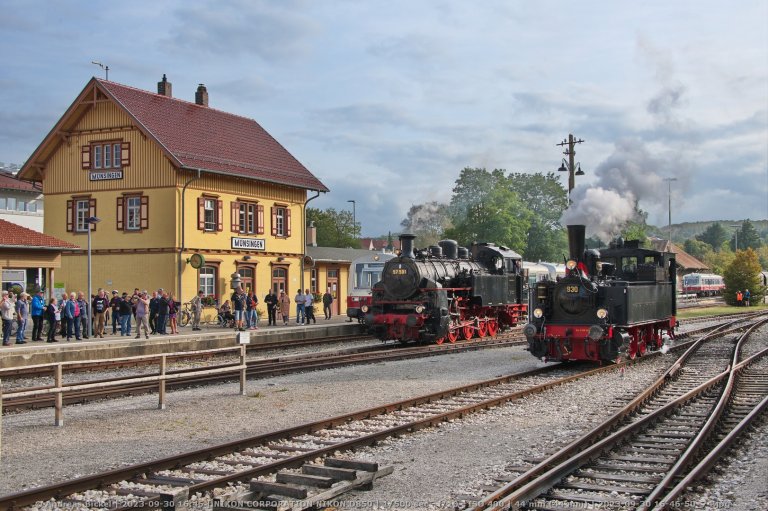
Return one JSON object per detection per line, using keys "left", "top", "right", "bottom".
{"left": 400, "top": 201, "right": 451, "bottom": 246}
{"left": 732, "top": 219, "right": 763, "bottom": 251}
{"left": 757, "top": 245, "right": 768, "bottom": 270}
{"left": 445, "top": 184, "right": 532, "bottom": 249}
{"left": 683, "top": 239, "right": 714, "bottom": 261}
{"left": 306, "top": 207, "right": 358, "bottom": 248}
{"left": 702, "top": 250, "right": 735, "bottom": 276}
{"left": 508, "top": 172, "right": 569, "bottom": 261}
{"left": 722, "top": 249, "right": 765, "bottom": 305}
{"left": 696, "top": 222, "right": 729, "bottom": 252}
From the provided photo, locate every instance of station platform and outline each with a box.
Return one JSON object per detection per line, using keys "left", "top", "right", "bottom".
{"left": 0, "top": 315, "right": 365, "bottom": 369}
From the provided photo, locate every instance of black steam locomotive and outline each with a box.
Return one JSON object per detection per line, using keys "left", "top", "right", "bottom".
{"left": 524, "top": 225, "right": 677, "bottom": 363}
{"left": 366, "top": 234, "right": 527, "bottom": 344}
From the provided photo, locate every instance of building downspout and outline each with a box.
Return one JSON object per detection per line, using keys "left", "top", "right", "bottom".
{"left": 178, "top": 168, "right": 202, "bottom": 301}
{"left": 301, "top": 190, "right": 322, "bottom": 291}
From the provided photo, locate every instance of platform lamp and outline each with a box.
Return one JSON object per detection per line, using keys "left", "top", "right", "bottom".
{"left": 86, "top": 216, "right": 101, "bottom": 338}
{"left": 347, "top": 199, "right": 356, "bottom": 238}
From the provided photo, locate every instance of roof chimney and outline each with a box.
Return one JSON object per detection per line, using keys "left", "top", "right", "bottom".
{"left": 157, "top": 74, "right": 172, "bottom": 97}
{"left": 195, "top": 84, "right": 208, "bottom": 107}
{"left": 307, "top": 221, "right": 317, "bottom": 247}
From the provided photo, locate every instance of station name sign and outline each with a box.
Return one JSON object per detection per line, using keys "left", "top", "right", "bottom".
{"left": 231, "top": 237, "right": 265, "bottom": 250}
{"left": 89, "top": 170, "right": 124, "bottom": 181}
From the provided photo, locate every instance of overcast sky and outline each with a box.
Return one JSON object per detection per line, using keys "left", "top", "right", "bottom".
{"left": 1, "top": 0, "right": 766, "bottom": 237}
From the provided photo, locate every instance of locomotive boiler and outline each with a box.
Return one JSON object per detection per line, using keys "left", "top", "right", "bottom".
{"left": 524, "top": 225, "right": 677, "bottom": 363}
{"left": 367, "top": 234, "right": 527, "bottom": 344}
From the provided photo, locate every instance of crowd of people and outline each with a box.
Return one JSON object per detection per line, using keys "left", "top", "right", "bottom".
{"left": 2, "top": 285, "right": 336, "bottom": 347}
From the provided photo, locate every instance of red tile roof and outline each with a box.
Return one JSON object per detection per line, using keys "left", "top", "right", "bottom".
{"left": 0, "top": 171, "right": 40, "bottom": 192}
{"left": 0, "top": 219, "right": 79, "bottom": 250}
{"left": 649, "top": 238, "right": 709, "bottom": 271}
{"left": 97, "top": 80, "right": 328, "bottom": 192}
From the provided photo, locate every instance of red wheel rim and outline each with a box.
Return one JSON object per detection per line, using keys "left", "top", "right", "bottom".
{"left": 477, "top": 321, "right": 488, "bottom": 338}
{"left": 462, "top": 325, "right": 474, "bottom": 340}
{"left": 435, "top": 337, "right": 445, "bottom": 345}
{"left": 487, "top": 320, "right": 499, "bottom": 337}
{"left": 447, "top": 329, "right": 459, "bottom": 343}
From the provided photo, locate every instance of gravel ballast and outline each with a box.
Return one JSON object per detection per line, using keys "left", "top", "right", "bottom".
{"left": 2, "top": 324, "right": 765, "bottom": 509}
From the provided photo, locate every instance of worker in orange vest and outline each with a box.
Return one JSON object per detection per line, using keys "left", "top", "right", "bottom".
{"left": 736, "top": 290, "right": 743, "bottom": 306}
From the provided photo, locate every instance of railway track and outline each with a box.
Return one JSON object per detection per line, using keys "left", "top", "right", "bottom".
{"left": 1, "top": 334, "right": 526, "bottom": 413}
{"left": 0, "top": 316, "right": 757, "bottom": 510}
{"left": 464, "top": 313, "right": 768, "bottom": 510}
{"left": 0, "top": 357, "right": 641, "bottom": 509}
{"left": 0, "top": 333, "right": 376, "bottom": 379}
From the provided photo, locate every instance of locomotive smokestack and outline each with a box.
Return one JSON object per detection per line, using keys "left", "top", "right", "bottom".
{"left": 567, "top": 224, "right": 586, "bottom": 262}
{"left": 399, "top": 233, "right": 416, "bottom": 258}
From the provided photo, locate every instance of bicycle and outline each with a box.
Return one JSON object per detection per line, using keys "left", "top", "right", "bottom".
{"left": 179, "top": 302, "right": 192, "bottom": 327}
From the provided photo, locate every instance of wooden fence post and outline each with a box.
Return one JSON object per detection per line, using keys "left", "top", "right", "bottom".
{"left": 159, "top": 355, "right": 167, "bottom": 410}
{"left": 240, "top": 344, "right": 247, "bottom": 396}
{"left": 54, "top": 364, "right": 63, "bottom": 427}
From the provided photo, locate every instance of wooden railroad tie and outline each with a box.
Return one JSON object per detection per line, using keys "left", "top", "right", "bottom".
{"left": 212, "top": 457, "right": 393, "bottom": 511}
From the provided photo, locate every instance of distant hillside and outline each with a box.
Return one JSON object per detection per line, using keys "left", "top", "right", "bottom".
{"left": 649, "top": 220, "right": 768, "bottom": 243}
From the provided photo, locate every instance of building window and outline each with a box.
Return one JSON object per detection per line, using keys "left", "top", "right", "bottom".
{"left": 199, "top": 266, "right": 216, "bottom": 297}
{"left": 198, "top": 196, "right": 222, "bottom": 232}
{"left": 67, "top": 196, "right": 96, "bottom": 233}
{"left": 83, "top": 141, "right": 129, "bottom": 170}
{"left": 28, "top": 202, "right": 37, "bottom": 213}
{"left": 0, "top": 198, "right": 6, "bottom": 209}
{"left": 17, "top": 200, "right": 27, "bottom": 212}
{"left": 117, "top": 195, "right": 148, "bottom": 232}
{"left": 231, "top": 201, "right": 264, "bottom": 234}
{"left": 311, "top": 269, "right": 318, "bottom": 293}
{"left": 204, "top": 199, "right": 216, "bottom": 231}
{"left": 126, "top": 196, "right": 140, "bottom": 230}
{"left": 271, "top": 205, "right": 291, "bottom": 237}
{"left": 7, "top": 197, "right": 16, "bottom": 211}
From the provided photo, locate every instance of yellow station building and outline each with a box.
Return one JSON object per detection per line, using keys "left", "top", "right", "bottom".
{"left": 19, "top": 76, "right": 333, "bottom": 312}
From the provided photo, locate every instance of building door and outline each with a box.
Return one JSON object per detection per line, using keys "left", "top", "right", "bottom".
{"left": 272, "top": 267, "right": 287, "bottom": 296}
{"left": 238, "top": 267, "right": 255, "bottom": 294}
{"left": 327, "top": 268, "right": 339, "bottom": 315}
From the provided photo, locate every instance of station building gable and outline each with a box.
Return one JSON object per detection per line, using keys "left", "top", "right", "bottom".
{"left": 19, "top": 76, "right": 329, "bottom": 304}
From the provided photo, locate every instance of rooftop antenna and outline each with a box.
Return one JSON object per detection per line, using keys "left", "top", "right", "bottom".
{"left": 91, "top": 61, "right": 109, "bottom": 80}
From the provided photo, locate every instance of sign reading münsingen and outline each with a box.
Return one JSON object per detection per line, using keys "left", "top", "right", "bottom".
{"left": 89, "top": 170, "right": 124, "bottom": 181}
{"left": 231, "top": 237, "right": 266, "bottom": 250}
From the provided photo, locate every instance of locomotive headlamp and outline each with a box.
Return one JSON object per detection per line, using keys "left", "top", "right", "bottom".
{"left": 533, "top": 308, "right": 543, "bottom": 319}
{"left": 596, "top": 308, "right": 608, "bottom": 319}
{"left": 361, "top": 305, "right": 369, "bottom": 313}
{"left": 566, "top": 260, "right": 577, "bottom": 271}
{"left": 415, "top": 305, "right": 425, "bottom": 313}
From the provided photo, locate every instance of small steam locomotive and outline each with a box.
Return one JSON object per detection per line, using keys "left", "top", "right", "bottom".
{"left": 524, "top": 225, "right": 677, "bottom": 363}
{"left": 367, "top": 234, "right": 527, "bottom": 344}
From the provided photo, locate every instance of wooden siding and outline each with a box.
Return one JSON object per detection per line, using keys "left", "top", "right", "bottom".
{"left": 42, "top": 101, "right": 177, "bottom": 195}
{"left": 178, "top": 172, "right": 306, "bottom": 204}
{"left": 0, "top": 250, "right": 62, "bottom": 268}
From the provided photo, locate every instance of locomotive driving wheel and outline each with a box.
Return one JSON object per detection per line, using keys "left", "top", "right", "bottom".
{"left": 477, "top": 320, "right": 488, "bottom": 338}
{"left": 435, "top": 337, "right": 445, "bottom": 345}
{"left": 446, "top": 328, "right": 459, "bottom": 343}
{"left": 486, "top": 319, "right": 499, "bottom": 337}
{"left": 462, "top": 324, "right": 474, "bottom": 340}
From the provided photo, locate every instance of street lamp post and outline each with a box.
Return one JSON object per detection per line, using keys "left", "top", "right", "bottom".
{"left": 557, "top": 133, "right": 585, "bottom": 203}
{"left": 347, "top": 199, "right": 356, "bottom": 237}
{"left": 731, "top": 224, "right": 740, "bottom": 251}
{"left": 86, "top": 216, "right": 101, "bottom": 338}
{"left": 664, "top": 177, "right": 678, "bottom": 244}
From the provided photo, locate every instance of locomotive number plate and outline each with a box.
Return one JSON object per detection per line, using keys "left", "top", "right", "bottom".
{"left": 391, "top": 268, "right": 408, "bottom": 275}
{"left": 566, "top": 286, "right": 579, "bottom": 293}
